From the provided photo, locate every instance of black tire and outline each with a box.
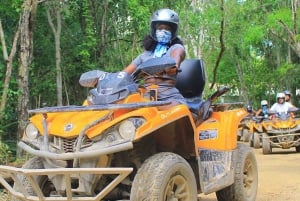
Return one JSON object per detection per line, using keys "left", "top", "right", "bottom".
{"left": 237, "top": 129, "right": 242, "bottom": 141}
{"left": 216, "top": 143, "right": 258, "bottom": 201}
{"left": 130, "top": 152, "right": 197, "bottom": 201}
{"left": 242, "top": 129, "right": 251, "bottom": 142}
{"left": 249, "top": 134, "right": 254, "bottom": 147}
{"left": 295, "top": 145, "right": 300, "bottom": 152}
{"left": 12, "top": 157, "right": 55, "bottom": 201}
{"left": 262, "top": 133, "right": 272, "bottom": 154}
{"left": 253, "top": 132, "right": 261, "bottom": 149}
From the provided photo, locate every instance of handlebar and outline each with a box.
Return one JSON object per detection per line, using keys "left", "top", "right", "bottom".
{"left": 209, "top": 86, "right": 229, "bottom": 102}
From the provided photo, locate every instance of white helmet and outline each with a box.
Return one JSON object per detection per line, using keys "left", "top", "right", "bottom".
{"left": 261, "top": 100, "right": 268, "bottom": 106}
{"left": 276, "top": 92, "right": 285, "bottom": 103}
{"left": 150, "top": 8, "right": 179, "bottom": 40}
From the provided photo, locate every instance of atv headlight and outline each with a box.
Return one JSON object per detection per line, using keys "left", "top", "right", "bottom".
{"left": 25, "top": 123, "right": 39, "bottom": 140}
{"left": 119, "top": 120, "right": 136, "bottom": 140}
{"left": 92, "top": 118, "right": 145, "bottom": 143}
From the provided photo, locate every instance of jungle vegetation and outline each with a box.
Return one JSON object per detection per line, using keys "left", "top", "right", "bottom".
{"left": 1, "top": 0, "right": 300, "bottom": 161}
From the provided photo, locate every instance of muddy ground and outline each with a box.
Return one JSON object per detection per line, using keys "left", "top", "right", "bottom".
{"left": 199, "top": 146, "right": 300, "bottom": 201}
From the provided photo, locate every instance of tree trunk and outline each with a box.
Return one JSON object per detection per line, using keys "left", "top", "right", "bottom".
{"left": 233, "top": 58, "right": 249, "bottom": 103}
{"left": 0, "top": 19, "right": 20, "bottom": 122}
{"left": 99, "top": 0, "right": 108, "bottom": 59}
{"left": 17, "top": 0, "right": 37, "bottom": 139}
{"left": 46, "top": 1, "right": 63, "bottom": 106}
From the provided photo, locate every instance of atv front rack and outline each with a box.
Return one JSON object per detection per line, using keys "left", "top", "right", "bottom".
{"left": 0, "top": 166, "right": 133, "bottom": 201}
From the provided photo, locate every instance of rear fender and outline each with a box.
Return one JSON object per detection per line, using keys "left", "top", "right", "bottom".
{"left": 196, "top": 108, "right": 247, "bottom": 150}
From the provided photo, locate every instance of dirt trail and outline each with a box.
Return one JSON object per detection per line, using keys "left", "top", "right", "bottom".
{"left": 199, "top": 147, "right": 300, "bottom": 201}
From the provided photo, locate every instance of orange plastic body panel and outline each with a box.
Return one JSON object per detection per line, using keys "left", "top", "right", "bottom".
{"left": 195, "top": 108, "right": 247, "bottom": 151}
{"left": 30, "top": 110, "right": 111, "bottom": 138}
{"left": 249, "top": 117, "right": 300, "bottom": 134}
{"left": 29, "top": 93, "right": 193, "bottom": 140}
{"left": 29, "top": 90, "right": 245, "bottom": 155}
{"left": 264, "top": 118, "right": 298, "bottom": 129}
{"left": 135, "top": 105, "right": 194, "bottom": 139}
{"left": 249, "top": 121, "right": 263, "bottom": 133}
{"left": 29, "top": 93, "right": 147, "bottom": 138}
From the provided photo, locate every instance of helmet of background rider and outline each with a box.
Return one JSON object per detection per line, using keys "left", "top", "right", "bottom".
{"left": 276, "top": 92, "right": 285, "bottom": 103}
{"left": 284, "top": 90, "right": 291, "bottom": 101}
{"left": 284, "top": 90, "right": 291, "bottom": 96}
{"left": 150, "top": 8, "right": 179, "bottom": 41}
{"left": 261, "top": 100, "right": 268, "bottom": 117}
{"left": 261, "top": 100, "right": 268, "bottom": 106}
{"left": 246, "top": 104, "right": 253, "bottom": 113}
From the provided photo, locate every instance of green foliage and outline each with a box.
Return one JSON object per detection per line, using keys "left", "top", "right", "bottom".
{"left": 266, "top": 8, "right": 292, "bottom": 28}
{"left": 0, "top": 141, "right": 12, "bottom": 165}
{"left": 276, "top": 63, "right": 294, "bottom": 76}
{"left": 244, "top": 25, "right": 265, "bottom": 46}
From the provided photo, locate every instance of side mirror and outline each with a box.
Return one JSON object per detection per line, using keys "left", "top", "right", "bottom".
{"left": 79, "top": 70, "right": 106, "bottom": 87}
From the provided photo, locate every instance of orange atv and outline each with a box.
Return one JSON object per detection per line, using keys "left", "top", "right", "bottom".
{"left": 0, "top": 58, "right": 258, "bottom": 201}
{"left": 237, "top": 114, "right": 253, "bottom": 142}
{"left": 248, "top": 116, "right": 266, "bottom": 149}
{"left": 258, "top": 109, "right": 300, "bottom": 154}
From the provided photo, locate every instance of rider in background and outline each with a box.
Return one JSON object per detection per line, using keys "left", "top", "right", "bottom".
{"left": 123, "top": 8, "right": 186, "bottom": 109}
{"left": 284, "top": 90, "right": 294, "bottom": 106}
{"left": 255, "top": 100, "right": 269, "bottom": 119}
{"left": 246, "top": 105, "right": 256, "bottom": 116}
{"left": 270, "top": 93, "right": 296, "bottom": 119}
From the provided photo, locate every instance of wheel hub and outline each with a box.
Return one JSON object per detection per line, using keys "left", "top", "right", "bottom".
{"left": 165, "top": 175, "right": 189, "bottom": 201}
{"left": 243, "top": 158, "right": 255, "bottom": 196}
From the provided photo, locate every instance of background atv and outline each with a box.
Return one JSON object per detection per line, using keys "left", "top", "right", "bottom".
{"left": 238, "top": 114, "right": 253, "bottom": 142}
{"left": 248, "top": 116, "right": 266, "bottom": 149}
{"left": 0, "top": 58, "right": 258, "bottom": 201}
{"left": 260, "top": 108, "right": 300, "bottom": 154}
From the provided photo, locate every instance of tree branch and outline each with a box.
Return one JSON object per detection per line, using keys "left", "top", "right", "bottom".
{"left": 0, "top": 17, "right": 21, "bottom": 122}
{"left": 277, "top": 19, "right": 296, "bottom": 44}
{"left": 210, "top": 0, "right": 226, "bottom": 89}
{"left": 37, "top": 0, "right": 47, "bottom": 3}
{"left": 46, "top": 2, "right": 57, "bottom": 34}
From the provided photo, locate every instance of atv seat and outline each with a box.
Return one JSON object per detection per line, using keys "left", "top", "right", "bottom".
{"left": 176, "top": 59, "right": 206, "bottom": 117}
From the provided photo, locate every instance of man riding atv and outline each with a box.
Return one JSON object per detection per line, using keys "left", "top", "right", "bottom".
{"left": 252, "top": 92, "right": 300, "bottom": 154}
{"left": 270, "top": 92, "right": 296, "bottom": 119}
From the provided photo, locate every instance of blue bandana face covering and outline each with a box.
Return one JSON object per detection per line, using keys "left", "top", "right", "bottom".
{"left": 155, "top": 29, "right": 172, "bottom": 44}
{"left": 153, "top": 29, "right": 172, "bottom": 58}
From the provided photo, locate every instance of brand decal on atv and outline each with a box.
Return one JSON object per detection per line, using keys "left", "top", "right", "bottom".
{"left": 160, "top": 107, "right": 180, "bottom": 119}
{"left": 199, "top": 129, "right": 218, "bottom": 140}
{"left": 64, "top": 123, "right": 73, "bottom": 131}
